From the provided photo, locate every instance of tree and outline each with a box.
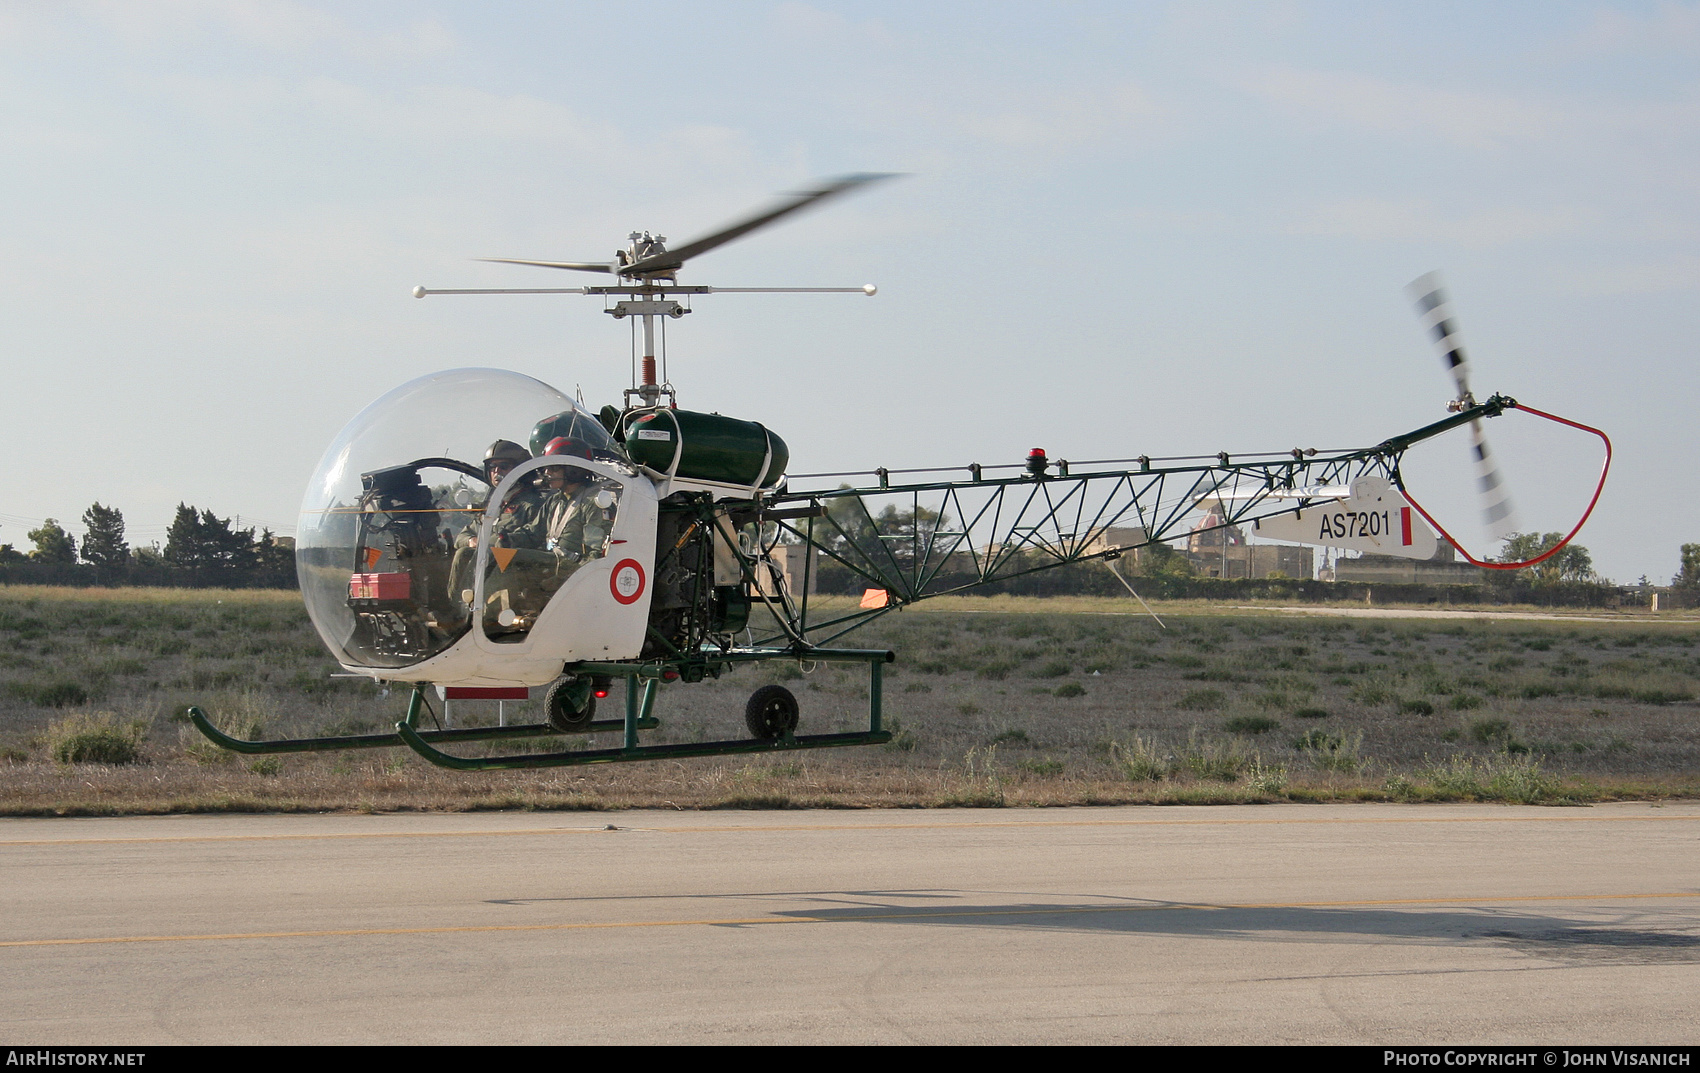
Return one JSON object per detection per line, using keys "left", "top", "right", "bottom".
{"left": 1498, "top": 532, "right": 1596, "bottom": 585}
{"left": 164, "top": 504, "right": 258, "bottom": 580}
{"left": 1673, "top": 544, "right": 1700, "bottom": 589}
{"left": 1137, "top": 540, "right": 1195, "bottom": 578}
{"left": 254, "top": 528, "right": 295, "bottom": 578}
{"left": 163, "top": 505, "right": 205, "bottom": 573}
{"left": 80, "top": 503, "right": 130, "bottom": 569}
{"left": 27, "top": 519, "right": 76, "bottom": 564}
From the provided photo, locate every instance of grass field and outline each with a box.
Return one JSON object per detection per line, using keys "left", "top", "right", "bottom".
{"left": 1, "top": 585, "right": 1697, "bottom": 813}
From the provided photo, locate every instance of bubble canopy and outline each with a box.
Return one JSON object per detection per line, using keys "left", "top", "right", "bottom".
{"left": 297, "top": 368, "right": 613, "bottom": 670}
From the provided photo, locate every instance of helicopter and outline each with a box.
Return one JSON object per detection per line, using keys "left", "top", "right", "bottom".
{"left": 190, "top": 176, "right": 1611, "bottom": 772}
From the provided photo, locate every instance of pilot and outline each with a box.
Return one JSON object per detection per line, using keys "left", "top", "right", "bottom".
{"left": 462, "top": 440, "right": 547, "bottom": 550}
{"left": 449, "top": 439, "right": 546, "bottom": 607}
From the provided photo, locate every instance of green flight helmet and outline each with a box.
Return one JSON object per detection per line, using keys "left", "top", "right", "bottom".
{"left": 482, "top": 439, "right": 530, "bottom": 482}
{"left": 530, "top": 408, "right": 614, "bottom": 458}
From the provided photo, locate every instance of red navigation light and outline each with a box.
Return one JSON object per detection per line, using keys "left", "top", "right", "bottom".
{"left": 1025, "top": 448, "right": 1049, "bottom": 476}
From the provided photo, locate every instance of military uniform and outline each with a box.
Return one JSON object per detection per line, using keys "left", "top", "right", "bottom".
{"left": 543, "top": 487, "right": 607, "bottom": 565}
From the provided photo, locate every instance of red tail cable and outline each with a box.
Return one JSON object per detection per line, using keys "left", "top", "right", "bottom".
{"left": 1396, "top": 402, "right": 1611, "bottom": 571}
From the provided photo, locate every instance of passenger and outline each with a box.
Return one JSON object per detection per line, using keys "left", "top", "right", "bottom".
{"left": 538, "top": 436, "right": 607, "bottom": 569}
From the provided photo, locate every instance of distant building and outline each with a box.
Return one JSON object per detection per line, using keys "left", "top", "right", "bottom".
{"left": 1086, "top": 520, "right": 1313, "bottom": 579}
{"left": 1180, "top": 513, "right": 1314, "bottom": 580}
{"left": 762, "top": 544, "right": 817, "bottom": 597}
{"left": 1084, "top": 526, "right": 1161, "bottom": 569}
{"left": 1332, "top": 542, "right": 1486, "bottom": 585}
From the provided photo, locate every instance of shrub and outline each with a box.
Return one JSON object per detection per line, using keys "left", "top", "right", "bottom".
{"left": 1293, "top": 728, "right": 1336, "bottom": 751}
{"left": 34, "top": 680, "right": 90, "bottom": 708}
{"left": 1053, "top": 683, "right": 1086, "bottom": 698}
{"left": 47, "top": 713, "right": 148, "bottom": 765}
{"left": 1399, "top": 699, "right": 1436, "bottom": 716}
{"left": 1468, "top": 718, "right": 1512, "bottom": 745}
{"left": 1293, "top": 728, "right": 1367, "bottom": 774}
{"left": 1224, "top": 715, "right": 1279, "bottom": 735}
{"left": 1177, "top": 689, "right": 1226, "bottom": 711}
{"left": 1108, "top": 736, "right": 1172, "bottom": 781}
{"left": 1031, "top": 660, "right": 1071, "bottom": 679}
{"left": 1178, "top": 730, "right": 1256, "bottom": 782}
{"left": 1414, "top": 754, "right": 1566, "bottom": 804}
{"left": 1631, "top": 689, "right": 1693, "bottom": 705}
{"left": 1246, "top": 759, "right": 1288, "bottom": 795}
{"left": 1293, "top": 707, "right": 1329, "bottom": 720}
{"left": 1352, "top": 682, "right": 1396, "bottom": 705}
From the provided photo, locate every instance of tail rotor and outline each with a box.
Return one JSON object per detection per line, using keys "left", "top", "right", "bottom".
{"left": 1406, "top": 272, "right": 1522, "bottom": 540}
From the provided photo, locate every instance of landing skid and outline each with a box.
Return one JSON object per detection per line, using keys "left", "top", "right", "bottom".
{"left": 188, "top": 647, "right": 893, "bottom": 771}
{"left": 187, "top": 693, "right": 658, "bottom": 755}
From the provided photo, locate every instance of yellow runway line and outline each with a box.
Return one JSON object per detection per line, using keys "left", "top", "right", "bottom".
{"left": 3, "top": 810, "right": 1700, "bottom": 847}
{"left": 3, "top": 891, "right": 1698, "bottom": 949}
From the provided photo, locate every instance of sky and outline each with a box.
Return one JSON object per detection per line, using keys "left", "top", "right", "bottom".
{"left": 1, "top": 1, "right": 1695, "bottom": 583}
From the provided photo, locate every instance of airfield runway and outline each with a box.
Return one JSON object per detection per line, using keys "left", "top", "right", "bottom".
{"left": 3, "top": 804, "right": 1699, "bottom": 1045}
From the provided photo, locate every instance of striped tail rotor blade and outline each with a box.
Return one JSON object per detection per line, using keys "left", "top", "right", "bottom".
{"left": 1407, "top": 271, "right": 1473, "bottom": 403}
{"left": 1469, "top": 418, "right": 1522, "bottom": 539}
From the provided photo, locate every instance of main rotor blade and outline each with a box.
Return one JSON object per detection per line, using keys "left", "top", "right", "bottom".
{"left": 621, "top": 172, "right": 900, "bottom": 277}
{"left": 1407, "top": 271, "right": 1472, "bottom": 402}
{"left": 478, "top": 257, "right": 614, "bottom": 273}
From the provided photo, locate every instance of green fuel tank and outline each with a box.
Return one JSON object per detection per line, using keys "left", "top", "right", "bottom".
{"left": 619, "top": 408, "right": 789, "bottom": 489}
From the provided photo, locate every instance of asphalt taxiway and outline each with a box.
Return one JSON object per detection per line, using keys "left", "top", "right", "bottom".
{"left": 4, "top": 803, "right": 1698, "bottom": 1044}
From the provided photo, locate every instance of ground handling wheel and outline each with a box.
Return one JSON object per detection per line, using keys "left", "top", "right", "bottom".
{"left": 544, "top": 676, "right": 597, "bottom": 733}
{"left": 744, "top": 684, "right": 800, "bottom": 740}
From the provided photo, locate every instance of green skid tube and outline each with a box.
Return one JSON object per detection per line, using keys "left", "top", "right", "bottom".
{"left": 188, "top": 695, "right": 656, "bottom": 756}
{"left": 394, "top": 725, "right": 893, "bottom": 771}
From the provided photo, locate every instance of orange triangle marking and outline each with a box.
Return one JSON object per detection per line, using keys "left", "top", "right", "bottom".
{"left": 859, "top": 588, "right": 889, "bottom": 609}
{"left": 491, "top": 547, "right": 517, "bottom": 572}
{"left": 363, "top": 547, "right": 382, "bottom": 569}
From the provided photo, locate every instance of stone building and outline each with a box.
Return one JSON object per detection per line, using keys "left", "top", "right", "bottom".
{"left": 1181, "top": 512, "right": 1314, "bottom": 580}
{"left": 1331, "top": 542, "right": 1486, "bottom": 585}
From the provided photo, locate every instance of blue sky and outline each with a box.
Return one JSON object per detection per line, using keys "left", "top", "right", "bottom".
{"left": 1, "top": 2, "right": 1695, "bottom": 582}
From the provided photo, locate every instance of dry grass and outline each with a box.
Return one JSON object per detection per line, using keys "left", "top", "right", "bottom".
{"left": 2, "top": 588, "right": 1699, "bottom": 813}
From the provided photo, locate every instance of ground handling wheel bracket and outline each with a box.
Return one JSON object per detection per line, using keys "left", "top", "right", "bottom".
{"left": 393, "top": 647, "right": 894, "bottom": 771}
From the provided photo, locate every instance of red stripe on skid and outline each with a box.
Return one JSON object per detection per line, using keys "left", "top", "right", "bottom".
{"left": 1401, "top": 507, "right": 1412, "bottom": 546}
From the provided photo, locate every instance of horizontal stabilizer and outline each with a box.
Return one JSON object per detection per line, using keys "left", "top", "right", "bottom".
{"left": 1253, "top": 476, "right": 1438, "bottom": 560}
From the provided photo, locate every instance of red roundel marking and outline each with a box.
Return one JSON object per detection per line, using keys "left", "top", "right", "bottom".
{"left": 610, "top": 558, "right": 646, "bottom": 604}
